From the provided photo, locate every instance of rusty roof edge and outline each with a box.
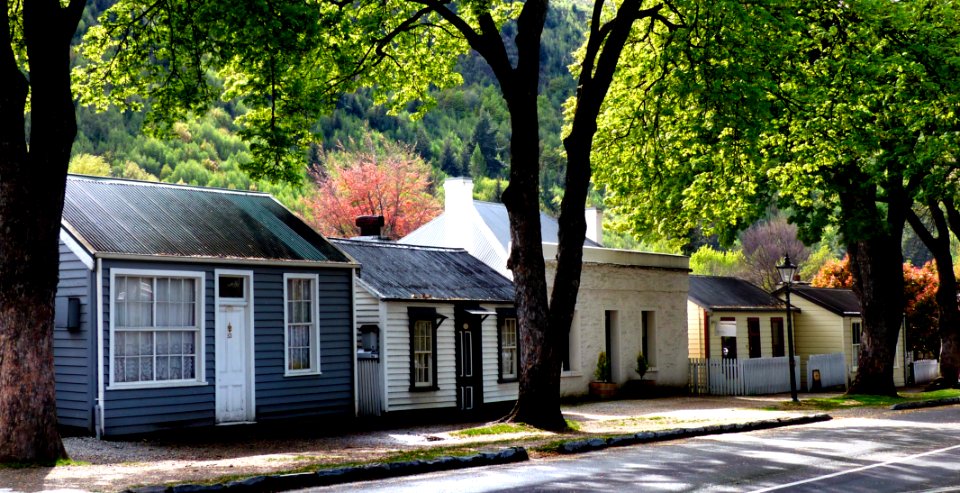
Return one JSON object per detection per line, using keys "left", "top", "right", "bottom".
{"left": 60, "top": 220, "right": 99, "bottom": 256}
{"left": 92, "top": 251, "right": 359, "bottom": 268}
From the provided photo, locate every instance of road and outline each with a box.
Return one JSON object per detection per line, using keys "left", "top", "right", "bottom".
{"left": 304, "top": 406, "right": 960, "bottom": 492}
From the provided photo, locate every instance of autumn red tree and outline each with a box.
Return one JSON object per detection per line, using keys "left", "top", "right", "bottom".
{"left": 813, "top": 256, "right": 940, "bottom": 356}
{"left": 304, "top": 143, "right": 441, "bottom": 239}
{"left": 811, "top": 255, "right": 856, "bottom": 288}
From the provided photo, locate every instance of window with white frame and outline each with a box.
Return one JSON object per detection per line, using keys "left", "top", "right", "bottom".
{"left": 112, "top": 272, "right": 202, "bottom": 386}
{"left": 413, "top": 320, "right": 433, "bottom": 386}
{"left": 408, "top": 307, "right": 440, "bottom": 390}
{"left": 284, "top": 274, "right": 320, "bottom": 375}
{"left": 499, "top": 314, "right": 518, "bottom": 381}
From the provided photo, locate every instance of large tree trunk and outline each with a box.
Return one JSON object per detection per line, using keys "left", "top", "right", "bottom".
{"left": 846, "top": 237, "right": 905, "bottom": 396}
{"left": 498, "top": 0, "right": 565, "bottom": 430}
{"left": 841, "top": 165, "right": 907, "bottom": 396}
{"left": 906, "top": 203, "right": 960, "bottom": 387}
{"left": 0, "top": 0, "right": 82, "bottom": 463}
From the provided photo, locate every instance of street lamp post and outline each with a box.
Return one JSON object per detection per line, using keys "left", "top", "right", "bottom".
{"left": 777, "top": 253, "right": 799, "bottom": 403}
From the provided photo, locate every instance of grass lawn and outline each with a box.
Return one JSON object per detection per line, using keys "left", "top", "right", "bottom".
{"left": 775, "top": 389, "right": 960, "bottom": 411}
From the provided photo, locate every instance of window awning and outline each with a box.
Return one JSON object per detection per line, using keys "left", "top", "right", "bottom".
{"left": 465, "top": 308, "right": 498, "bottom": 316}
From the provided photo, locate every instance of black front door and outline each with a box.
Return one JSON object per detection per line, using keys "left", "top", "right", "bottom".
{"left": 455, "top": 307, "right": 483, "bottom": 411}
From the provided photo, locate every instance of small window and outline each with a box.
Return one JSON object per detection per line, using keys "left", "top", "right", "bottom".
{"left": 771, "top": 318, "right": 785, "bottom": 357}
{"left": 414, "top": 321, "right": 433, "bottom": 385}
{"left": 852, "top": 321, "right": 862, "bottom": 370}
{"left": 408, "top": 307, "right": 441, "bottom": 390}
{"left": 721, "top": 336, "right": 738, "bottom": 359}
{"left": 218, "top": 276, "right": 245, "bottom": 299}
{"left": 747, "top": 318, "right": 761, "bottom": 358}
{"left": 641, "top": 311, "right": 656, "bottom": 367}
{"left": 562, "top": 311, "right": 579, "bottom": 373}
{"left": 717, "top": 317, "right": 737, "bottom": 337}
{"left": 284, "top": 274, "right": 320, "bottom": 375}
{"left": 498, "top": 309, "right": 518, "bottom": 382}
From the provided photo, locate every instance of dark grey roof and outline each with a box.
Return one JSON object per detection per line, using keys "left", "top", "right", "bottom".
{"left": 789, "top": 286, "right": 861, "bottom": 316}
{"left": 688, "top": 276, "right": 786, "bottom": 311}
{"left": 474, "top": 201, "right": 602, "bottom": 250}
{"left": 330, "top": 239, "right": 515, "bottom": 302}
{"left": 62, "top": 175, "right": 351, "bottom": 264}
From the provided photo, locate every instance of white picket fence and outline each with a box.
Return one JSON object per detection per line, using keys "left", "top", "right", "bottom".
{"left": 806, "top": 353, "right": 847, "bottom": 390}
{"left": 689, "top": 357, "right": 799, "bottom": 396}
{"left": 913, "top": 359, "right": 939, "bottom": 385}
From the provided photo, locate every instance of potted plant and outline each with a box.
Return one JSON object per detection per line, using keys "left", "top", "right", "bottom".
{"left": 635, "top": 352, "right": 648, "bottom": 380}
{"left": 588, "top": 351, "right": 617, "bottom": 399}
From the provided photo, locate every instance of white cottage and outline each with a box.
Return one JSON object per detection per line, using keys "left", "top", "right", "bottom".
{"left": 330, "top": 238, "right": 517, "bottom": 415}
{"left": 401, "top": 178, "right": 690, "bottom": 396}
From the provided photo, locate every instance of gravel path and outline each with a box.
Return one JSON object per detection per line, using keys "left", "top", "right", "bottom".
{"left": 0, "top": 394, "right": 843, "bottom": 493}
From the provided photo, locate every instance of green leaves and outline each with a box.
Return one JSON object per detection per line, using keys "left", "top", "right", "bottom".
{"left": 74, "top": 0, "right": 477, "bottom": 184}
{"left": 590, "top": 0, "right": 960, "bottom": 247}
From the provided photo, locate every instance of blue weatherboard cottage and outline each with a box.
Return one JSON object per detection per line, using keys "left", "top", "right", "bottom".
{"left": 55, "top": 175, "right": 358, "bottom": 437}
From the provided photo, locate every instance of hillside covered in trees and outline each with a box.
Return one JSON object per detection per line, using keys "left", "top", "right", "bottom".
{"left": 71, "top": 0, "right": 589, "bottom": 218}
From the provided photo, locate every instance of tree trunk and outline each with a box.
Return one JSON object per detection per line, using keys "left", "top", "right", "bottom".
{"left": 906, "top": 204, "right": 960, "bottom": 387}
{"left": 0, "top": 0, "right": 82, "bottom": 463}
{"left": 498, "top": 0, "right": 566, "bottom": 430}
{"left": 846, "top": 237, "right": 904, "bottom": 396}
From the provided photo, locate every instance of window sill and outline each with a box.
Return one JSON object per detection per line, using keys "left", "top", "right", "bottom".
{"left": 561, "top": 371, "right": 582, "bottom": 378}
{"left": 107, "top": 380, "right": 208, "bottom": 391}
{"left": 284, "top": 370, "right": 321, "bottom": 378}
{"left": 498, "top": 377, "right": 519, "bottom": 384}
{"left": 409, "top": 385, "right": 439, "bottom": 392}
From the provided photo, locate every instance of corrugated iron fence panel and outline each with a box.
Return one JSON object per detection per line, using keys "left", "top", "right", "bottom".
{"left": 913, "top": 359, "right": 939, "bottom": 385}
{"left": 357, "top": 356, "right": 383, "bottom": 416}
{"left": 806, "top": 353, "right": 847, "bottom": 390}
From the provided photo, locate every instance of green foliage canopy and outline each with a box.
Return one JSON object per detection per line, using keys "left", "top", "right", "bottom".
{"left": 73, "top": 0, "right": 495, "bottom": 184}
{"left": 592, "top": 0, "right": 960, "bottom": 247}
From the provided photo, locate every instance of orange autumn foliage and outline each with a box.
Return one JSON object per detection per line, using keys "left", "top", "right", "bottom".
{"left": 303, "top": 145, "right": 441, "bottom": 240}
{"left": 812, "top": 255, "right": 941, "bottom": 354}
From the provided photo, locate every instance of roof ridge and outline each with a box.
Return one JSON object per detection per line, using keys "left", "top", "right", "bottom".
{"left": 67, "top": 174, "right": 272, "bottom": 198}
{"left": 330, "top": 238, "right": 469, "bottom": 253}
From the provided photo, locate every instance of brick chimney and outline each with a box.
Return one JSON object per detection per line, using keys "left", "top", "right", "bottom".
{"left": 355, "top": 215, "right": 385, "bottom": 238}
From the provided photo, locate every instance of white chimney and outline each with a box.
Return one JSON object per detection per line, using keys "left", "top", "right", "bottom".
{"left": 585, "top": 207, "right": 603, "bottom": 246}
{"left": 444, "top": 177, "right": 474, "bottom": 214}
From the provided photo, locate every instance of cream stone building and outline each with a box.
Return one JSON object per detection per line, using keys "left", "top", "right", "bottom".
{"left": 401, "top": 177, "right": 690, "bottom": 395}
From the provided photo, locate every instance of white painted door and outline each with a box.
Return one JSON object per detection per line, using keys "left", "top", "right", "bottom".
{"left": 216, "top": 304, "right": 249, "bottom": 423}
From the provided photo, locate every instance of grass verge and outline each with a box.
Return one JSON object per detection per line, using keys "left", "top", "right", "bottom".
{"left": 773, "top": 389, "right": 960, "bottom": 411}
{"left": 450, "top": 423, "right": 537, "bottom": 438}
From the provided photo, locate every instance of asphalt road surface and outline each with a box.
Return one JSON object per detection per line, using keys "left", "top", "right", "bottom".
{"left": 304, "top": 406, "right": 960, "bottom": 492}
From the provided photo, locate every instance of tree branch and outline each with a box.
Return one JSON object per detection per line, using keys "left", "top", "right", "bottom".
{"left": 905, "top": 206, "right": 938, "bottom": 251}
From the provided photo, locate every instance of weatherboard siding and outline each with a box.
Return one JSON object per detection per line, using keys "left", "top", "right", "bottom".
{"left": 101, "top": 261, "right": 216, "bottom": 436}
{"left": 481, "top": 303, "right": 518, "bottom": 404}
{"left": 252, "top": 267, "right": 353, "bottom": 420}
{"left": 687, "top": 301, "right": 706, "bottom": 358}
{"left": 54, "top": 240, "right": 96, "bottom": 432}
{"left": 384, "top": 303, "right": 457, "bottom": 411}
{"left": 98, "top": 261, "right": 353, "bottom": 436}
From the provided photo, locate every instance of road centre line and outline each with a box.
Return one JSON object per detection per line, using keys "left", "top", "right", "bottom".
{"left": 749, "top": 442, "right": 960, "bottom": 492}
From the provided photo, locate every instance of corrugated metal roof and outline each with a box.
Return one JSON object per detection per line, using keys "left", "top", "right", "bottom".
{"left": 788, "top": 286, "right": 861, "bottom": 316}
{"left": 330, "top": 239, "right": 515, "bottom": 302}
{"left": 62, "top": 175, "right": 351, "bottom": 264}
{"left": 473, "top": 201, "right": 602, "bottom": 251}
{"left": 688, "top": 275, "right": 786, "bottom": 311}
